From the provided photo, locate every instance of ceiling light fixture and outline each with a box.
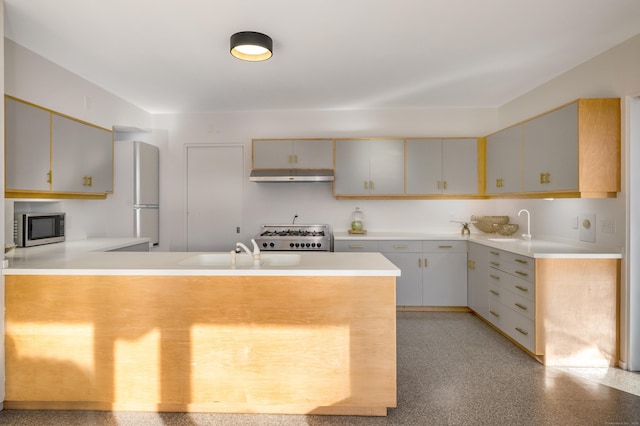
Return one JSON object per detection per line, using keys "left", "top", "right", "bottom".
{"left": 230, "top": 31, "right": 273, "bottom": 62}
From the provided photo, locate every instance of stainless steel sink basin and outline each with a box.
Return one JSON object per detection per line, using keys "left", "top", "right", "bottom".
{"left": 179, "top": 253, "right": 301, "bottom": 267}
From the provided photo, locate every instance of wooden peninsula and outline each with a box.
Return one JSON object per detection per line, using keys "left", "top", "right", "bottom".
{"left": 3, "top": 247, "right": 400, "bottom": 416}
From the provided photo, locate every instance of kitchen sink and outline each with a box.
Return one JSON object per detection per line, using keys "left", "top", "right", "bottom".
{"left": 179, "top": 253, "right": 301, "bottom": 267}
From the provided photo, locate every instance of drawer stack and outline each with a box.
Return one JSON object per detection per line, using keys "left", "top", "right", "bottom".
{"left": 487, "top": 248, "right": 535, "bottom": 352}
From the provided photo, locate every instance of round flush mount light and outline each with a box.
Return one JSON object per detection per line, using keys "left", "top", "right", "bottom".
{"left": 230, "top": 31, "right": 273, "bottom": 62}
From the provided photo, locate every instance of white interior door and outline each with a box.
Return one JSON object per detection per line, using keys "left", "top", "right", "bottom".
{"left": 186, "top": 145, "right": 243, "bottom": 252}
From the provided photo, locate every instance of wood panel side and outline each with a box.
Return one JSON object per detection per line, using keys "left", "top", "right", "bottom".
{"left": 5, "top": 275, "right": 396, "bottom": 414}
{"left": 535, "top": 258, "right": 619, "bottom": 367}
{"left": 578, "top": 98, "right": 621, "bottom": 193}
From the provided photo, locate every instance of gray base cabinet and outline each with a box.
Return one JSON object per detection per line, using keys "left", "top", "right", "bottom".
{"left": 335, "top": 239, "right": 467, "bottom": 306}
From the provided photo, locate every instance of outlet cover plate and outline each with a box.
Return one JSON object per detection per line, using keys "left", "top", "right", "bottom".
{"left": 579, "top": 213, "right": 596, "bottom": 243}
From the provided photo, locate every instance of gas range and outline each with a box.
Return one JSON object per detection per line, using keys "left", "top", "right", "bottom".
{"left": 254, "top": 224, "right": 331, "bottom": 251}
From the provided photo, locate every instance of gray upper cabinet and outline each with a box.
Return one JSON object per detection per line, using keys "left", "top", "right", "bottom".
{"left": 5, "top": 96, "right": 113, "bottom": 198}
{"left": 252, "top": 139, "right": 333, "bottom": 169}
{"left": 335, "top": 139, "right": 404, "bottom": 195}
{"left": 523, "top": 102, "right": 578, "bottom": 192}
{"left": 406, "top": 138, "right": 478, "bottom": 195}
{"left": 52, "top": 115, "right": 113, "bottom": 194}
{"left": 5, "top": 97, "right": 52, "bottom": 192}
{"left": 486, "top": 126, "right": 522, "bottom": 194}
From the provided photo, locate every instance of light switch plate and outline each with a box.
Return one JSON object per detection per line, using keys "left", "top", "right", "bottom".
{"left": 579, "top": 213, "right": 596, "bottom": 243}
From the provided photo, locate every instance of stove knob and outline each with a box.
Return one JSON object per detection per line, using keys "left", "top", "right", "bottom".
{"left": 269, "top": 242, "right": 275, "bottom": 248}
{"left": 262, "top": 242, "right": 268, "bottom": 248}
{"left": 290, "top": 243, "right": 295, "bottom": 248}
{"left": 311, "top": 243, "right": 316, "bottom": 247}
{"left": 295, "top": 243, "right": 300, "bottom": 248}
{"left": 306, "top": 243, "right": 311, "bottom": 248}
{"left": 317, "top": 243, "right": 322, "bottom": 248}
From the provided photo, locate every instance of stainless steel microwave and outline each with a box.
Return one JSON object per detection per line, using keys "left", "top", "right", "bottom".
{"left": 15, "top": 212, "right": 66, "bottom": 247}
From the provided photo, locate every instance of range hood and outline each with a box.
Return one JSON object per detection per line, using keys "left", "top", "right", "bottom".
{"left": 249, "top": 169, "right": 334, "bottom": 182}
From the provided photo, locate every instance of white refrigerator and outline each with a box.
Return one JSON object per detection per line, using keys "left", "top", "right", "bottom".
{"left": 133, "top": 141, "right": 160, "bottom": 246}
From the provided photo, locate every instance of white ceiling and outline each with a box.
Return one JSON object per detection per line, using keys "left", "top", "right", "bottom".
{"left": 5, "top": 0, "right": 640, "bottom": 114}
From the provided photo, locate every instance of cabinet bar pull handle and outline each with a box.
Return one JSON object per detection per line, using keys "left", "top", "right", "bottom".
{"left": 545, "top": 172, "right": 550, "bottom": 184}
{"left": 540, "top": 172, "right": 545, "bottom": 184}
{"left": 288, "top": 155, "right": 293, "bottom": 164}
{"left": 364, "top": 181, "right": 368, "bottom": 190}
{"left": 370, "top": 181, "right": 375, "bottom": 190}
{"left": 515, "top": 303, "right": 528, "bottom": 311}
{"left": 294, "top": 155, "right": 298, "bottom": 164}
{"left": 490, "top": 289, "right": 499, "bottom": 296}
{"left": 443, "top": 180, "right": 447, "bottom": 190}
{"left": 349, "top": 245, "right": 364, "bottom": 249}
{"left": 437, "top": 180, "right": 441, "bottom": 190}
{"left": 393, "top": 245, "right": 409, "bottom": 249}
{"left": 490, "top": 274, "right": 500, "bottom": 280}
{"left": 88, "top": 176, "right": 93, "bottom": 187}
{"left": 515, "top": 285, "right": 528, "bottom": 292}
{"left": 424, "top": 258, "right": 428, "bottom": 268}
{"left": 515, "top": 271, "right": 529, "bottom": 277}
{"left": 438, "top": 245, "right": 453, "bottom": 249}
{"left": 490, "top": 251, "right": 500, "bottom": 256}
{"left": 418, "top": 258, "right": 422, "bottom": 268}
{"left": 515, "top": 327, "right": 529, "bottom": 336}
{"left": 490, "top": 310, "right": 500, "bottom": 318}
{"left": 468, "top": 260, "right": 475, "bottom": 270}
{"left": 490, "top": 261, "right": 500, "bottom": 267}
{"left": 47, "top": 171, "right": 52, "bottom": 184}
{"left": 515, "top": 259, "right": 529, "bottom": 265}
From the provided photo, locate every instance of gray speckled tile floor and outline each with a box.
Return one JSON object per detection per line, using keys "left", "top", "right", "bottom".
{"left": 0, "top": 312, "right": 638, "bottom": 425}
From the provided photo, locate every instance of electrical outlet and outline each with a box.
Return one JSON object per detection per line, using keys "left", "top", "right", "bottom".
{"left": 601, "top": 219, "right": 616, "bottom": 234}
{"left": 579, "top": 213, "right": 596, "bottom": 243}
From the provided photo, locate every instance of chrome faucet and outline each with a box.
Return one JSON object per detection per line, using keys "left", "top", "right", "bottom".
{"left": 518, "top": 209, "right": 532, "bottom": 240}
{"left": 236, "top": 239, "right": 261, "bottom": 266}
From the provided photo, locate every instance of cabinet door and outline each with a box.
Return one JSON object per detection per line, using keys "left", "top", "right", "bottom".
{"left": 335, "top": 139, "right": 371, "bottom": 194}
{"left": 292, "top": 140, "right": 333, "bottom": 169}
{"left": 383, "top": 252, "right": 423, "bottom": 306}
{"left": 442, "top": 138, "right": 478, "bottom": 194}
{"left": 422, "top": 242, "right": 468, "bottom": 306}
{"left": 406, "top": 139, "right": 442, "bottom": 194}
{"left": 467, "top": 242, "right": 490, "bottom": 319}
{"left": 52, "top": 115, "right": 86, "bottom": 193}
{"left": 85, "top": 126, "right": 114, "bottom": 193}
{"left": 5, "top": 98, "right": 51, "bottom": 192}
{"left": 369, "top": 139, "right": 404, "bottom": 194}
{"left": 523, "top": 102, "right": 578, "bottom": 192}
{"left": 52, "top": 115, "right": 113, "bottom": 194}
{"left": 486, "top": 126, "right": 522, "bottom": 194}
{"left": 252, "top": 140, "right": 293, "bottom": 168}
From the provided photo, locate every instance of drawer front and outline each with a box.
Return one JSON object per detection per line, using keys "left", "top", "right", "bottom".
{"left": 494, "top": 285, "right": 534, "bottom": 321}
{"left": 489, "top": 269, "right": 534, "bottom": 301}
{"left": 488, "top": 249, "right": 533, "bottom": 272}
{"left": 489, "top": 299, "right": 535, "bottom": 352}
{"left": 334, "top": 240, "right": 379, "bottom": 252}
{"left": 378, "top": 240, "right": 422, "bottom": 253}
{"left": 422, "top": 240, "right": 467, "bottom": 253}
{"left": 501, "top": 303, "right": 535, "bottom": 352}
{"left": 499, "top": 262, "right": 534, "bottom": 283}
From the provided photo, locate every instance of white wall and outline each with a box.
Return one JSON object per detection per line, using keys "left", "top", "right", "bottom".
{"left": 3, "top": 39, "right": 154, "bottom": 243}
{"left": 152, "top": 109, "right": 498, "bottom": 251}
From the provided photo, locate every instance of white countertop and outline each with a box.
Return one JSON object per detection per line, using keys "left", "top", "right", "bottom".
{"left": 333, "top": 231, "right": 622, "bottom": 259}
{"left": 3, "top": 238, "right": 401, "bottom": 277}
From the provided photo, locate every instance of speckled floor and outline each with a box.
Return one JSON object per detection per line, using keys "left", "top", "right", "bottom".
{"left": 0, "top": 312, "right": 638, "bottom": 425}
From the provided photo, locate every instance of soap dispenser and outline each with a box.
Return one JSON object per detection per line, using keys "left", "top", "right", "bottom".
{"left": 350, "top": 207, "right": 365, "bottom": 233}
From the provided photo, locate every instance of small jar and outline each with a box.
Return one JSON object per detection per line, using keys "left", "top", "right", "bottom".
{"left": 351, "top": 207, "right": 364, "bottom": 231}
